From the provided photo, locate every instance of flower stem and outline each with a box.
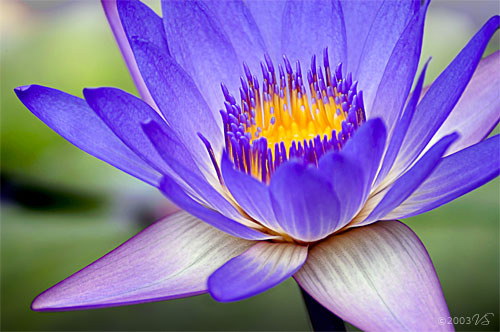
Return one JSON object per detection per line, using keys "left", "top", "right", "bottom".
{"left": 300, "top": 287, "right": 347, "bottom": 332}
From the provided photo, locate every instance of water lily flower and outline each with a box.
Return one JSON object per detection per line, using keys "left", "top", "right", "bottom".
{"left": 14, "top": 0, "right": 499, "bottom": 331}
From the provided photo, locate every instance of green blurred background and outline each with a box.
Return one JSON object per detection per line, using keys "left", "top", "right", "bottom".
{"left": 1, "top": 0, "right": 498, "bottom": 331}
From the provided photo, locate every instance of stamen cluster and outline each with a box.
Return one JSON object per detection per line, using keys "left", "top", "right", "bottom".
{"left": 220, "top": 49, "right": 366, "bottom": 183}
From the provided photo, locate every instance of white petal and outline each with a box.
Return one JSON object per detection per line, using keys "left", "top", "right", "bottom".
{"left": 295, "top": 221, "right": 453, "bottom": 332}
{"left": 32, "top": 211, "right": 254, "bottom": 310}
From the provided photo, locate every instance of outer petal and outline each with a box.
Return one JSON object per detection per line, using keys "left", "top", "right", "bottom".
{"left": 161, "top": 0, "right": 242, "bottom": 114}
{"left": 32, "top": 211, "right": 254, "bottom": 311}
{"left": 354, "top": 1, "right": 419, "bottom": 112}
{"left": 369, "top": 3, "right": 427, "bottom": 135}
{"left": 295, "top": 220, "right": 452, "bottom": 332}
{"left": 101, "top": 0, "right": 157, "bottom": 109}
{"left": 425, "top": 50, "right": 500, "bottom": 156}
{"left": 143, "top": 121, "right": 249, "bottom": 225}
{"left": 83, "top": 87, "right": 173, "bottom": 176}
{"left": 359, "top": 133, "right": 458, "bottom": 226}
{"left": 116, "top": 0, "right": 170, "bottom": 55}
{"left": 159, "top": 176, "right": 273, "bottom": 241}
{"left": 374, "top": 59, "right": 430, "bottom": 189}
{"left": 269, "top": 162, "right": 340, "bottom": 242}
{"left": 14, "top": 85, "right": 161, "bottom": 186}
{"left": 130, "top": 37, "right": 223, "bottom": 168}
{"left": 281, "top": 0, "right": 347, "bottom": 68}
{"left": 208, "top": 242, "right": 307, "bottom": 302}
{"left": 386, "top": 135, "right": 500, "bottom": 219}
{"left": 394, "top": 16, "right": 500, "bottom": 176}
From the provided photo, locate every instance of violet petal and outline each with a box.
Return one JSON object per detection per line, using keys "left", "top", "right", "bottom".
{"left": 370, "top": 3, "right": 428, "bottom": 135}
{"left": 161, "top": 0, "right": 241, "bottom": 116}
{"left": 374, "top": 59, "right": 430, "bottom": 188}
{"left": 269, "top": 162, "right": 340, "bottom": 242}
{"left": 101, "top": 0, "right": 157, "bottom": 109}
{"left": 130, "top": 37, "right": 224, "bottom": 163}
{"left": 425, "top": 50, "right": 500, "bottom": 156}
{"left": 354, "top": 1, "right": 420, "bottom": 112}
{"left": 14, "top": 85, "right": 161, "bottom": 186}
{"left": 220, "top": 153, "right": 281, "bottom": 233}
{"left": 386, "top": 135, "right": 500, "bottom": 219}
{"left": 360, "top": 133, "right": 458, "bottom": 226}
{"left": 394, "top": 16, "right": 500, "bottom": 177}
{"left": 208, "top": 242, "right": 307, "bottom": 302}
{"left": 159, "top": 176, "right": 273, "bottom": 241}
{"left": 281, "top": 0, "right": 347, "bottom": 70}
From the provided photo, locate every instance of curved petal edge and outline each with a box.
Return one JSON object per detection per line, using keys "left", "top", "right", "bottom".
{"left": 295, "top": 220, "right": 452, "bottom": 332}
{"left": 32, "top": 211, "right": 253, "bottom": 311}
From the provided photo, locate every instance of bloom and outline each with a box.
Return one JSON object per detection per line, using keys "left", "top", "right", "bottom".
{"left": 14, "top": 0, "right": 499, "bottom": 330}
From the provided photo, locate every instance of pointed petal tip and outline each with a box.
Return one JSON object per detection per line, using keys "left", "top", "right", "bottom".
{"left": 369, "top": 117, "right": 386, "bottom": 130}
{"left": 14, "top": 85, "right": 32, "bottom": 93}
{"left": 31, "top": 293, "right": 48, "bottom": 312}
{"left": 14, "top": 85, "right": 41, "bottom": 100}
{"left": 30, "top": 212, "right": 254, "bottom": 311}
{"left": 30, "top": 289, "right": 69, "bottom": 312}
{"left": 141, "top": 118, "right": 156, "bottom": 128}
{"left": 81, "top": 87, "right": 103, "bottom": 102}
{"left": 81, "top": 87, "right": 99, "bottom": 95}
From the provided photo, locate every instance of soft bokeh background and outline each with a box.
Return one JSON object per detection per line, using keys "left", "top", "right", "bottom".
{"left": 1, "top": 0, "right": 499, "bottom": 331}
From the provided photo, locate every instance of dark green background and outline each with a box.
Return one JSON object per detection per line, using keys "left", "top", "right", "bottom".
{"left": 1, "top": 0, "right": 499, "bottom": 331}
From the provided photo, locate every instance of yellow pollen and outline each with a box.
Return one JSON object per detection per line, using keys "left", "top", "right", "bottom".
{"left": 220, "top": 51, "right": 366, "bottom": 182}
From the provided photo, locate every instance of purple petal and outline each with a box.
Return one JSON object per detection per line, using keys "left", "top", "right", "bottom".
{"left": 129, "top": 37, "right": 224, "bottom": 160}
{"left": 32, "top": 211, "right": 254, "bottom": 311}
{"left": 159, "top": 176, "right": 273, "bottom": 241}
{"left": 394, "top": 16, "right": 500, "bottom": 176}
{"left": 386, "top": 135, "right": 500, "bottom": 219}
{"left": 354, "top": 1, "right": 419, "bottom": 112}
{"left": 101, "top": 0, "right": 157, "bottom": 109}
{"left": 140, "top": 120, "right": 213, "bottom": 182}
{"left": 359, "top": 133, "right": 458, "bottom": 226}
{"left": 14, "top": 85, "right": 161, "bottom": 186}
{"left": 342, "top": 118, "right": 387, "bottom": 202}
{"left": 143, "top": 121, "right": 249, "bottom": 223}
{"left": 269, "top": 162, "right": 340, "bottom": 242}
{"left": 208, "top": 242, "right": 307, "bottom": 302}
{"left": 200, "top": 0, "right": 267, "bottom": 72}
{"left": 317, "top": 152, "right": 365, "bottom": 228}
{"left": 281, "top": 0, "right": 346, "bottom": 68}
{"left": 374, "top": 60, "right": 430, "bottom": 188}
{"left": 220, "top": 153, "right": 281, "bottom": 232}
{"left": 369, "top": 3, "right": 428, "bottom": 135}
{"left": 161, "top": 0, "right": 242, "bottom": 114}
{"left": 83, "top": 87, "right": 174, "bottom": 176}
{"left": 245, "top": 0, "right": 287, "bottom": 63}
{"left": 117, "top": 0, "right": 170, "bottom": 55}
{"left": 295, "top": 221, "right": 452, "bottom": 332}
{"left": 425, "top": 50, "right": 500, "bottom": 156}
{"left": 340, "top": 0, "right": 384, "bottom": 73}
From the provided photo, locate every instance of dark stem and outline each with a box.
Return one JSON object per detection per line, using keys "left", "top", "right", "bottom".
{"left": 300, "top": 287, "right": 347, "bottom": 332}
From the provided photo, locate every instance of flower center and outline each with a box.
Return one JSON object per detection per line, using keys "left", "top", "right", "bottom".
{"left": 219, "top": 49, "right": 366, "bottom": 183}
